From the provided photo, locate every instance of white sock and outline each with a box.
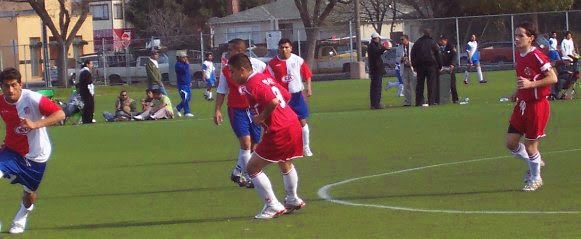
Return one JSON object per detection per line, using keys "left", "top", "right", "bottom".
{"left": 464, "top": 70, "right": 469, "bottom": 81}
{"left": 250, "top": 171, "right": 279, "bottom": 206}
{"left": 208, "top": 91, "right": 213, "bottom": 99}
{"left": 283, "top": 166, "right": 299, "bottom": 200}
{"left": 511, "top": 143, "right": 529, "bottom": 163}
{"left": 477, "top": 66, "right": 484, "bottom": 82}
{"left": 13, "top": 202, "right": 33, "bottom": 225}
{"left": 528, "top": 153, "right": 542, "bottom": 180}
{"left": 237, "top": 149, "right": 251, "bottom": 174}
{"left": 302, "top": 124, "right": 310, "bottom": 148}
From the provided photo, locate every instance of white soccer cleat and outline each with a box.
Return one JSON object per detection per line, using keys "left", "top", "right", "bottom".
{"left": 284, "top": 197, "right": 306, "bottom": 214}
{"left": 522, "top": 178, "right": 543, "bottom": 192}
{"left": 184, "top": 113, "right": 194, "bottom": 117}
{"left": 133, "top": 115, "right": 144, "bottom": 120}
{"left": 254, "top": 203, "right": 286, "bottom": 219}
{"left": 175, "top": 108, "right": 182, "bottom": 117}
{"left": 9, "top": 222, "right": 26, "bottom": 234}
{"left": 303, "top": 146, "right": 313, "bottom": 157}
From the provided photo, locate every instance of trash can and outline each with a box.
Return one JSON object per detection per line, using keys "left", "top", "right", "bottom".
{"left": 438, "top": 67, "right": 452, "bottom": 104}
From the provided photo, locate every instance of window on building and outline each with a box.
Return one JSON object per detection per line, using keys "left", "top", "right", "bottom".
{"left": 114, "top": 3, "right": 123, "bottom": 20}
{"left": 90, "top": 4, "right": 109, "bottom": 20}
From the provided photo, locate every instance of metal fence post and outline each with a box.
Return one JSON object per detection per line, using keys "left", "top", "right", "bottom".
{"left": 349, "top": 20, "right": 354, "bottom": 62}
{"left": 23, "top": 45, "right": 28, "bottom": 88}
{"left": 455, "top": 17, "right": 461, "bottom": 66}
{"left": 565, "top": 11, "right": 569, "bottom": 30}
{"left": 511, "top": 14, "right": 515, "bottom": 65}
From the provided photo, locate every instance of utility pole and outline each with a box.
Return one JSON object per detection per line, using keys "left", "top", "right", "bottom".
{"left": 355, "top": 0, "right": 362, "bottom": 62}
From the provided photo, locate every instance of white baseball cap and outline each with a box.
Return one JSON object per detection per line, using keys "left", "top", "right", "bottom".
{"left": 371, "top": 32, "right": 380, "bottom": 38}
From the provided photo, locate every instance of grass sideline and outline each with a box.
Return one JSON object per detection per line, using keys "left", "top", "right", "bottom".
{"left": 0, "top": 71, "right": 579, "bottom": 238}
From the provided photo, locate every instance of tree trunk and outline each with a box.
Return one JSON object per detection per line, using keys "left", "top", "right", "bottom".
{"left": 304, "top": 27, "right": 318, "bottom": 73}
{"left": 55, "top": 42, "right": 68, "bottom": 87}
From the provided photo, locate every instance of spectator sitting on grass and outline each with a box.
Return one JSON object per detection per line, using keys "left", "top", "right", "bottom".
{"left": 141, "top": 88, "right": 154, "bottom": 112}
{"left": 103, "top": 90, "right": 137, "bottom": 122}
{"left": 133, "top": 89, "right": 174, "bottom": 120}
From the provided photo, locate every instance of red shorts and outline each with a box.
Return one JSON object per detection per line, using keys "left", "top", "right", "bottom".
{"left": 509, "top": 98, "right": 550, "bottom": 140}
{"left": 254, "top": 121, "right": 303, "bottom": 162}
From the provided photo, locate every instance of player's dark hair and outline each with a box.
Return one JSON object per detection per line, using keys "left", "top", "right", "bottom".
{"left": 228, "top": 38, "right": 247, "bottom": 52}
{"left": 81, "top": 60, "right": 92, "bottom": 68}
{"left": 565, "top": 31, "right": 572, "bottom": 37}
{"left": 278, "top": 38, "right": 292, "bottom": 46}
{"left": 205, "top": 52, "right": 213, "bottom": 58}
{"left": 517, "top": 22, "right": 537, "bottom": 43}
{"left": 145, "top": 88, "right": 152, "bottom": 94}
{"left": 401, "top": 35, "right": 409, "bottom": 40}
{"left": 551, "top": 31, "right": 557, "bottom": 35}
{"left": 0, "top": 67, "right": 22, "bottom": 84}
{"left": 151, "top": 89, "right": 161, "bottom": 95}
{"left": 228, "top": 53, "right": 252, "bottom": 71}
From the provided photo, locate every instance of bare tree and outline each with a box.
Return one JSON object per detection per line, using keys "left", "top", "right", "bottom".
{"left": 293, "top": 0, "right": 352, "bottom": 68}
{"left": 145, "top": 7, "right": 195, "bottom": 49}
{"left": 359, "top": 0, "right": 391, "bottom": 35}
{"left": 5, "top": 0, "right": 92, "bottom": 86}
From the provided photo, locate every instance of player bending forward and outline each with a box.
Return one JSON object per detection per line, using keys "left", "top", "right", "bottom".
{"left": 0, "top": 68, "right": 65, "bottom": 233}
{"left": 506, "top": 22, "right": 557, "bottom": 192}
{"left": 228, "top": 53, "right": 305, "bottom": 219}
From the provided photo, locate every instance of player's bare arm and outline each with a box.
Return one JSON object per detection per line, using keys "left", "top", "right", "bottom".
{"left": 253, "top": 99, "right": 278, "bottom": 124}
{"left": 20, "top": 110, "right": 65, "bottom": 130}
{"left": 517, "top": 70, "right": 557, "bottom": 89}
{"left": 214, "top": 93, "right": 226, "bottom": 125}
{"left": 305, "top": 77, "right": 312, "bottom": 97}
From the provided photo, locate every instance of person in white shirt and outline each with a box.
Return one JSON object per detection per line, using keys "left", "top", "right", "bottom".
{"left": 548, "top": 31, "right": 561, "bottom": 62}
{"left": 560, "top": 31, "right": 577, "bottom": 61}
{"left": 202, "top": 53, "right": 216, "bottom": 100}
{"left": 463, "top": 34, "right": 487, "bottom": 84}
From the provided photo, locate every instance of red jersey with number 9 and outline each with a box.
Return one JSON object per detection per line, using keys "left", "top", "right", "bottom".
{"left": 243, "top": 72, "right": 303, "bottom": 161}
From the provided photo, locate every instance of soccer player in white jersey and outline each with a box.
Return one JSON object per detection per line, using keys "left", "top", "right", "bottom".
{"left": 203, "top": 52, "right": 216, "bottom": 100}
{"left": 560, "top": 31, "right": 577, "bottom": 61}
{"left": 267, "top": 38, "right": 314, "bottom": 157}
{"left": 547, "top": 31, "right": 561, "bottom": 62}
{"left": 0, "top": 68, "right": 65, "bottom": 234}
{"left": 215, "top": 38, "right": 268, "bottom": 188}
{"left": 463, "top": 34, "right": 487, "bottom": 84}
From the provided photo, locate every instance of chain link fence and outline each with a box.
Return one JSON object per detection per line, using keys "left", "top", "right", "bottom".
{"left": 1, "top": 10, "right": 579, "bottom": 87}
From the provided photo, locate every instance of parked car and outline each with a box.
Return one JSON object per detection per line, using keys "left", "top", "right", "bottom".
{"left": 479, "top": 41, "right": 515, "bottom": 64}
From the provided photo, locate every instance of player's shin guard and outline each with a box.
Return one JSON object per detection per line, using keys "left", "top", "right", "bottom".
{"left": 250, "top": 171, "right": 279, "bottom": 206}
{"left": 237, "top": 149, "right": 251, "bottom": 172}
{"left": 528, "top": 153, "right": 542, "bottom": 180}
{"left": 302, "top": 124, "right": 310, "bottom": 147}
{"left": 464, "top": 70, "right": 470, "bottom": 81}
{"left": 283, "top": 166, "right": 299, "bottom": 200}
{"left": 477, "top": 66, "right": 484, "bottom": 82}
{"left": 511, "top": 143, "right": 529, "bottom": 163}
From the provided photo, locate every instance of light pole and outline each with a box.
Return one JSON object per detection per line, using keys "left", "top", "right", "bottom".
{"left": 355, "top": 0, "right": 362, "bottom": 62}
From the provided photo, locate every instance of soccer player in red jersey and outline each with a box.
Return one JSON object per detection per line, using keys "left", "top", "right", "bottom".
{"left": 267, "top": 38, "right": 314, "bottom": 157}
{"left": 0, "top": 68, "right": 65, "bottom": 233}
{"left": 214, "top": 39, "right": 268, "bottom": 188}
{"left": 506, "top": 22, "right": 557, "bottom": 192}
{"left": 228, "top": 53, "right": 305, "bottom": 219}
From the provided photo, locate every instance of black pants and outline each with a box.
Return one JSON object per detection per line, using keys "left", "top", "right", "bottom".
{"left": 449, "top": 69, "right": 459, "bottom": 102}
{"left": 369, "top": 72, "right": 383, "bottom": 107}
{"left": 80, "top": 92, "right": 94, "bottom": 124}
{"left": 415, "top": 66, "right": 438, "bottom": 106}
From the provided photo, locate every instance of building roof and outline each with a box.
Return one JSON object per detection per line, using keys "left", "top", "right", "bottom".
{"left": 0, "top": 10, "right": 37, "bottom": 18}
{"left": 209, "top": 0, "right": 301, "bottom": 25}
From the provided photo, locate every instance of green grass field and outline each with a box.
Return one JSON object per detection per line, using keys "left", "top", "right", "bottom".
{"left": 0, "top": 71, "right": 580, "bottom": 238}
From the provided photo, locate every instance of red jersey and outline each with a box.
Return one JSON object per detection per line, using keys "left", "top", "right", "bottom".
{"left": 217, "top": 57, "right": 268, "bottom": 108}
{"left": 267, "top": 54, "right": 312, "bottom": 93}
{"left": 515, "top": 47, "right": 552, "bottom": 101}
{"left": 0, "top": 89, "right": 62, "bottom": 162}
{"left": 243, "top": 72, "right": 303, "bottom": 161}
{"left": 243, "top": 72, "right": 297, "bottom": 131}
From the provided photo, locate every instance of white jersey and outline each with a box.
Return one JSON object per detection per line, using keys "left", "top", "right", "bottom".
{"left": 217, "top": 57, "right": 267, "bottom": 94}
{"left": 203, "top": 60, "right": 216, "bottom": 80}
{"left": 267, "top": 54, "right": 312, "bottom": 93}
{"left": 548, "top": 37, "right": 558, "bottom": 51}
{"left": 466, "top": 40, "right": 478, "bottom": 57}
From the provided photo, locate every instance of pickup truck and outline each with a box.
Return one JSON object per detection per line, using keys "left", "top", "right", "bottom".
{"left": 69, "top": 53, "right": 202, "bottom": 84}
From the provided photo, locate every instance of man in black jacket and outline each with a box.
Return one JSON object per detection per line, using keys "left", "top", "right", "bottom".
{"left": 78, "top": 60, "right": 95, "bottom": 124}
{"left": 367, "top": 32, "right": 389, "bottom": 109}
{"left": 411, "top": 29, "right": 442, "bottom": 106}
{"left": 439, "top": 35, "right": 459, "bottom": 103}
